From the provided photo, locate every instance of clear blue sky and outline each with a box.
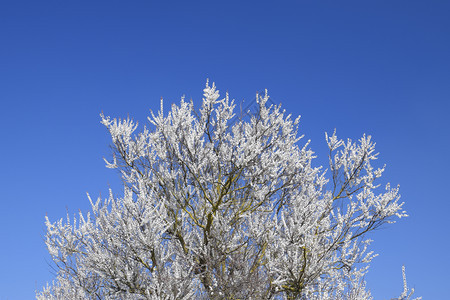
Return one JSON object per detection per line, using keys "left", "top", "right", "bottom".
{"left": 1, "top": 1, "right": 449, "bottom": 299}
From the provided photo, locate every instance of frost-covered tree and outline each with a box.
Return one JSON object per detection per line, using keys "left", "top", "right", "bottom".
{"left": 38, "top": 81, "right": 419, "bottom": 299}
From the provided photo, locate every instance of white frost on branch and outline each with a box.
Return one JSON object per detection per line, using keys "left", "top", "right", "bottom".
{"left": 38, "top": 82, "right": 418, "bottom": 299}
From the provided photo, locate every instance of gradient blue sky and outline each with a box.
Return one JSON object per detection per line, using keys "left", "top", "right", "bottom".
{"left": 1, "top": 1, "right": 449, "bottom": 299}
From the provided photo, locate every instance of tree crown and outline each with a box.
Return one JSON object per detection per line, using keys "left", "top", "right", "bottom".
{"left": 39, "top": 81, "right": 419, "bottom": 300}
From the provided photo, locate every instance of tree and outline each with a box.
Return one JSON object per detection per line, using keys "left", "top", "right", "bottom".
{"left": 38, "top": 81, "right": 419, "bottom": 299}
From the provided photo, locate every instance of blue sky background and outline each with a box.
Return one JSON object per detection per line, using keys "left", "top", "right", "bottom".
{"left": 1, "top": 1, "right": 449, "bottom": 299}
